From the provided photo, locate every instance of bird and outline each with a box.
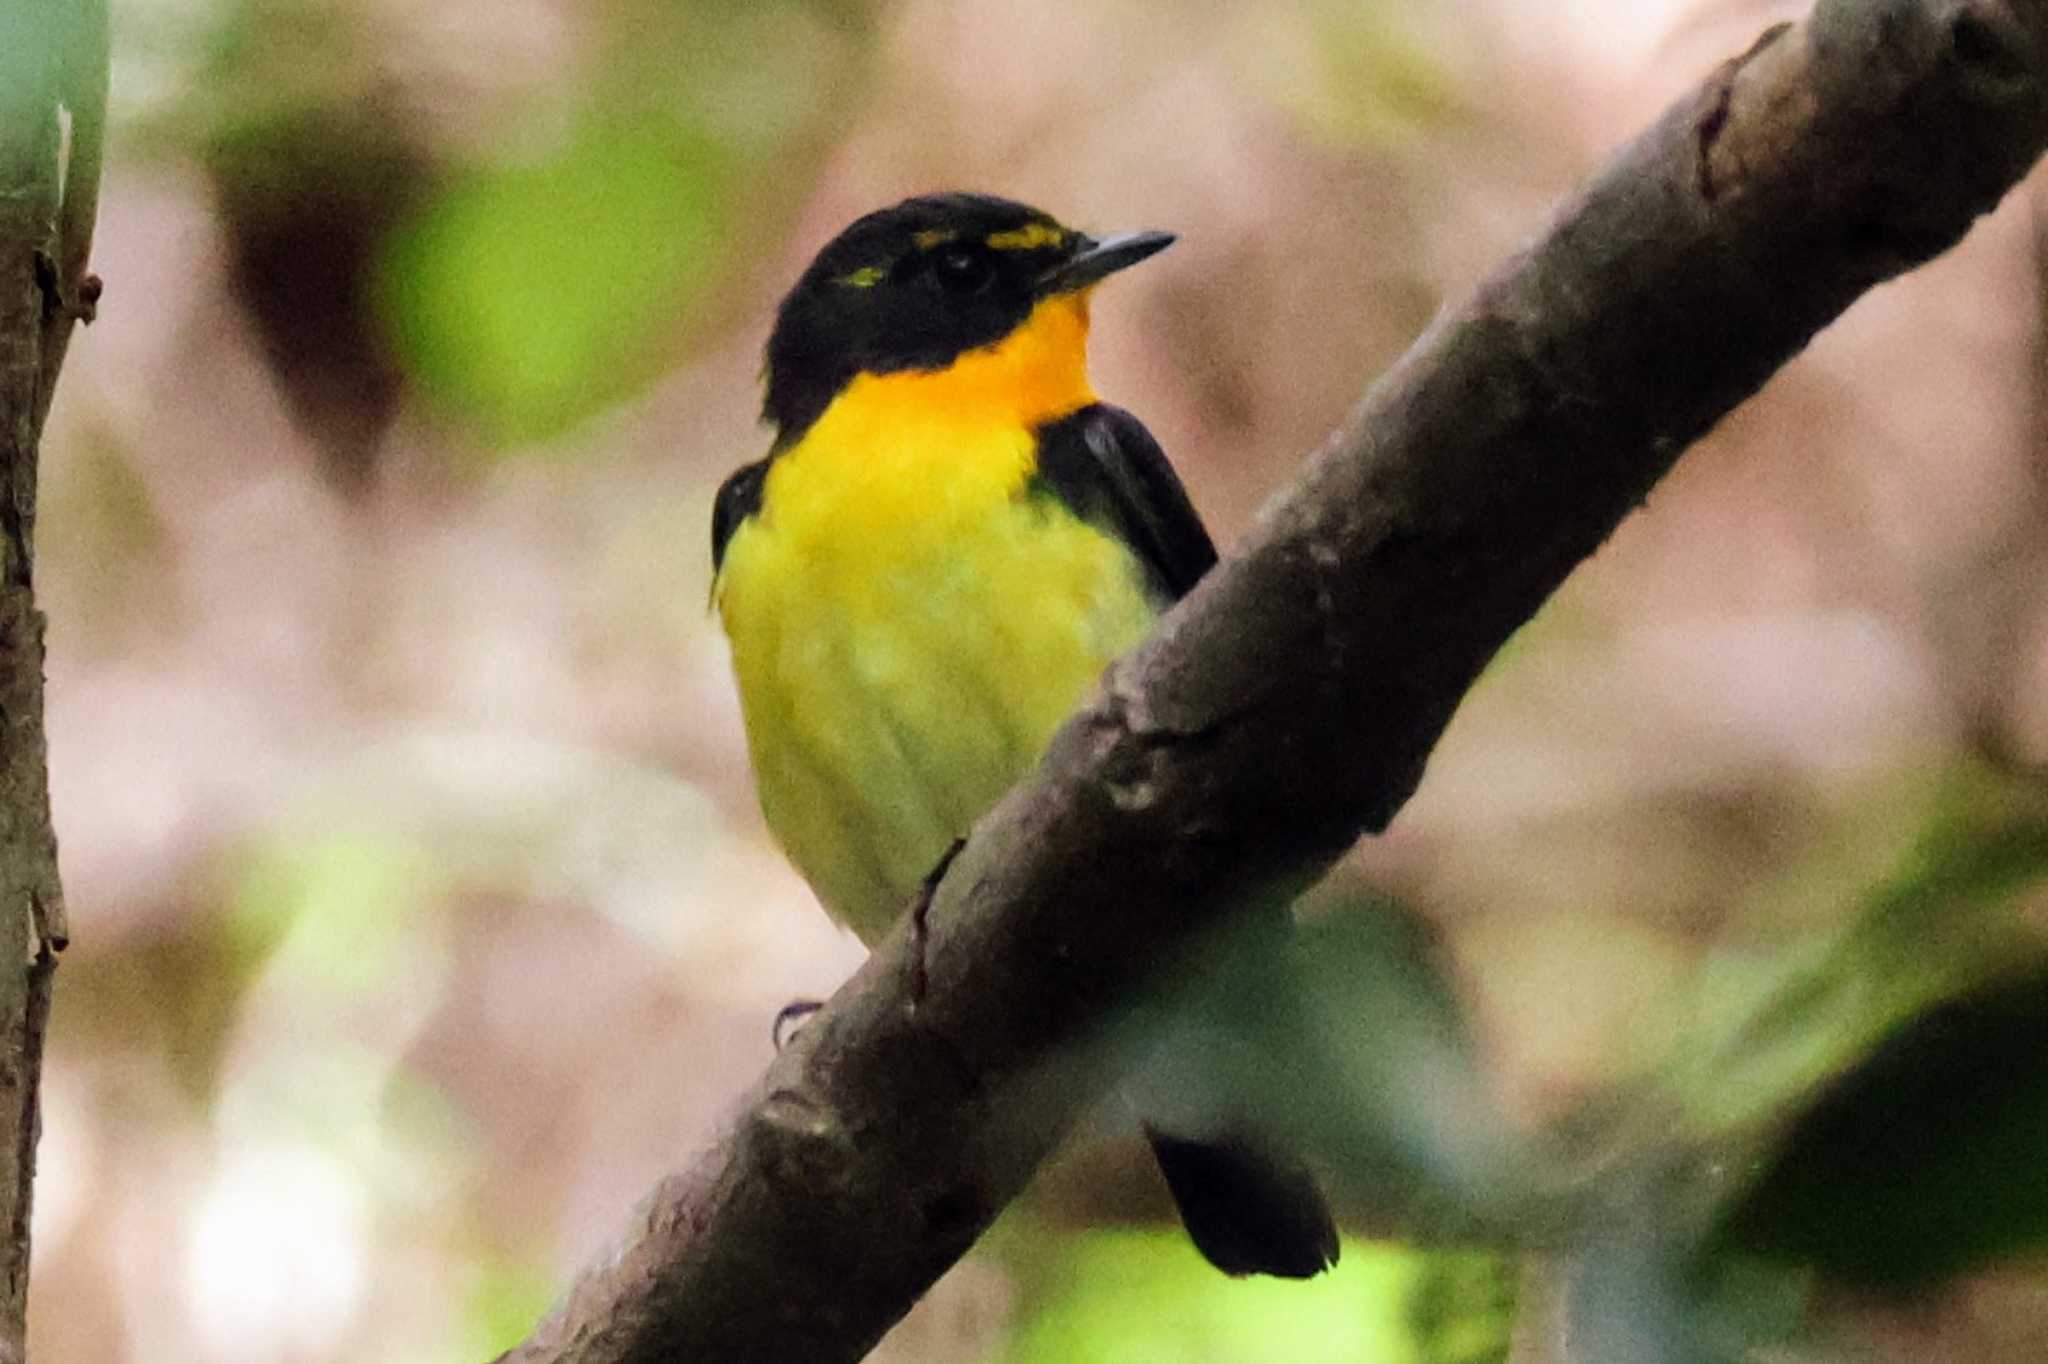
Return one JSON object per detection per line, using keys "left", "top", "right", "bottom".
{"left": 710, "top": 191, "right": 1337, "bottom": 1278}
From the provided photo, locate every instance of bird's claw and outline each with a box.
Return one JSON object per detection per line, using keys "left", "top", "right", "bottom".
{"left": 772, "top": 999, "right": 823, "bottom": 1050}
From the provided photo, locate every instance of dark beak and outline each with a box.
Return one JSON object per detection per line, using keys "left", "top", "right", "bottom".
{"left": 1039, "top": 230, "right": 1175, "bottom": 295}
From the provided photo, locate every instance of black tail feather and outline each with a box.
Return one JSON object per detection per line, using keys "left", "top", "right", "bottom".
{"left": 1145, "top": 1126, "right": 1339, "bottom": 1278}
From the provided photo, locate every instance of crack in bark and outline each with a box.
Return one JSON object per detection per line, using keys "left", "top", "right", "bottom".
{"left": 906, "top": 837, "right": 963, "bottom": 1008}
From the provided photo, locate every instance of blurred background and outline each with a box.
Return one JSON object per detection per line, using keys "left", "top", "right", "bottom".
{"left": 35, "top": 0, "right": 2048, "bottom": 1358}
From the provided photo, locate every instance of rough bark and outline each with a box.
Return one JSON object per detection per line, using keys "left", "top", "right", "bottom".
{"left": 500, "top": 2, "right": 2048, "bottom": 1361}
{"left": 0, "top": 3, "right": 107, "bottom": 1358}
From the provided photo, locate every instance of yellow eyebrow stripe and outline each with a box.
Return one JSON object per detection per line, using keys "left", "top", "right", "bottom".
{"left": 986, "top": 223, "right": 1067, "bottom": 251}
{"left": 838, "top": 221, "right": 1070, "bottom": 288}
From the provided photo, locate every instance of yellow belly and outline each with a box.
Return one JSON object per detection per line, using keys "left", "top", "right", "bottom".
{"left": 715, "top": 400, "right": 1159, "bottom": 944}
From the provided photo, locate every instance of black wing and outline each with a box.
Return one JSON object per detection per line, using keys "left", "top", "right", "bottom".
{"left": 1031, "top": 403, "right": 1217, "bottom": 602}
{"left": 711, "top": 458, "right": 769, "bottom": 572}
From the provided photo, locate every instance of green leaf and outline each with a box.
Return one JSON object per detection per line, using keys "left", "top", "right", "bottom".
{"left": 1005, "top": 1229, "right": 1513, "bottom": 1364}
{"left": 1854, "top": 777, "right": 2048, "bottom": 955}
{"left": 1117, "top": 895, "right": 1529, "bottom": 1241}
{"left": 228, "top": 831, "right": 442, "bottom": 994}
{"left": 458, "top": 1254, "right": 559, "bottom": 1361}
{"left": 1709, "top": 969, "right": 2048, "bottom": 1287}
{"left": 1677, "top": 763, "right": 2048, "bottom": 1138}
{"left": 378, "top": 119, "right": 732, "bottom": 444}
{"left": 0, "top": 0, "right": 108, "bottom": 232}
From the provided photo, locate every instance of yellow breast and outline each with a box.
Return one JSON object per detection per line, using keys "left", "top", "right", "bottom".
{"left": 715, "top": 297, "right": 1158, "bottom": 942}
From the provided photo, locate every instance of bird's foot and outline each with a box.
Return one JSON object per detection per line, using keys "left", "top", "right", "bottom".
{"left": 772, "top": 999, "right": 823, "bottom": 1050}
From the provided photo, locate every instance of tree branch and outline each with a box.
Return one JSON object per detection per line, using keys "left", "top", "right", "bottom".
{"left": 500, "top": 3, "right": 2048, "bottom": 1361}
{"left": 0, "top": 2, "right": 106, "bottom": 1358}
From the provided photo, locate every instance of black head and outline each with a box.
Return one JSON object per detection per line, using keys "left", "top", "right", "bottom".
{"left": 762, "top": 192, "right": 1172, "bottom": 444}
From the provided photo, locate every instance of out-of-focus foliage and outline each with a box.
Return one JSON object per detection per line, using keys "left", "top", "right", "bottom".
{"left": 1688, "top": 772, "right": 2048, "bottom": 1291}
{"left": 1005, "top": 1229, "right": 1514, "bottom": 1364}
{"left": 1111, "top": 895, "right": 1533, "bottom": 1245}
{"left": 457, "top": 1254, "right": 561, "bottom": 1362}
{"left": 0, "top": 0, "right": 108, "bottom": 245}
{"left": 1219, "top": 3, "right": 1469, "bottom": 151}
{"left": 379, "top": 120, "right": 733, "bottom": 444}
{"left": 137, "top": 1, "right": 425, "bottom": 484}
{"left": 230, "top": 831, "right": 442, "bottom": 995}
{"left": 1711, "top": 969, "right": 2048, "bottom": 1288}
{"left": 1554, "top": 765, "right": 2048, "bottom": 1353}
{"left": 1084, "top": 786, "right": 2048, "bottom": 1349}
{"left": 136, "top": 0, "right": 874, "bottom": 460}
{"left": 1672, "top": 765, "right": 2048, "bottom": 1130}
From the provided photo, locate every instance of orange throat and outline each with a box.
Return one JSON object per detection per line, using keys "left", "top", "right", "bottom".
{"left": 841, "top": 288, "right": 1098, "bottom": 431}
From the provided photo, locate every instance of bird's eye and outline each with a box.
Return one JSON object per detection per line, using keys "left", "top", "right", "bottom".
{"left": 932, "top": 247, "right": 993, "bottom": 295}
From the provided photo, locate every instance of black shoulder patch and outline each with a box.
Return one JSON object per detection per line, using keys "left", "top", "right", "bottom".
{"left": 1031, "top": 404, "right": 1217, "bottom": 602}
{"left": 711, "top": 459, "right": 769, "bottom": 571}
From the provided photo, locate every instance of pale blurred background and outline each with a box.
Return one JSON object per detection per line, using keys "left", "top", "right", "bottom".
{"left": 34, "top": 0, "right": 2048, "bottom": 1359}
